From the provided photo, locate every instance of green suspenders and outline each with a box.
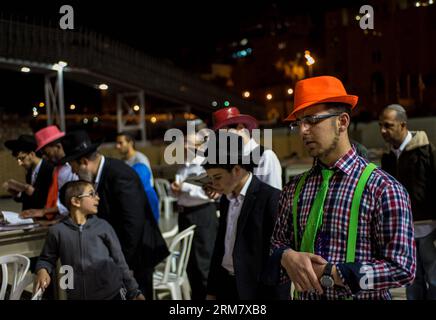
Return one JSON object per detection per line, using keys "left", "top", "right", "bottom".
{"left": 291, "top": 163, "right": 377, "bottom": 298}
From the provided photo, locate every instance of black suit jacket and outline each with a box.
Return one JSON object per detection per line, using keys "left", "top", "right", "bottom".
{"left": 16, "top": 159, "right": 53, "bottom": 210}
{"left": 207, "top": 175, "right": 289, "bottom": 300}
{"left": 96, "top": 157, "right": 169, "bottom": 272}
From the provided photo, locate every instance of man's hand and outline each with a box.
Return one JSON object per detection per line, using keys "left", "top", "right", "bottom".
{"left": 34, "top": 269, "right": 51, "bottom": 294}
{"left": 170, "top": 181, "right": 182, "bottom": 196}
{"left": 281, "top": 249, "right": 327, "bottom": 294}
{"left": 132, "top": 293, "right": 145, "bottom": 300}
{"left": 20, "top": 209, "right": 45, "bottom": 219}
{"left": 203, "top": 185, "right": 221, "bottom": 200}
{"left": 23, "top": 184, "right": 35, "bottom": 196}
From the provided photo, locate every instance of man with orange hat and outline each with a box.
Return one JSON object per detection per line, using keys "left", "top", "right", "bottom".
{"left": 212, "top": 107, "right": 282, "bottom": 190}
{"left": 270, "top": 76, "right": 415, "bottom": 299}
{"left": 20, "top": 125, "right": 77, "bottom": 220}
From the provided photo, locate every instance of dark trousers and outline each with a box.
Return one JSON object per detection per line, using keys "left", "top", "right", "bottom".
{"left": 134, "top": 267, "right": 154, "bottom": 300}
{"left": 216, "top": 267, "right": 240, "bottom": 300}
{"left": 178, "top": 202, "right": 218, "bottom": 300}
{"left": 407, "top": 229, "right": 436, "bottom": 300}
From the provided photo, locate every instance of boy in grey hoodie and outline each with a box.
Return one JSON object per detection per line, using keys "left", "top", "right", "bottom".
{"left": 34, "top": 180, "right": 145, "bottom": 300}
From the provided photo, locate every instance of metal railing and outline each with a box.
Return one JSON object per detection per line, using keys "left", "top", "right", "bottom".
{"left": 0, "top": 18, "right": 264, "bottom": 116}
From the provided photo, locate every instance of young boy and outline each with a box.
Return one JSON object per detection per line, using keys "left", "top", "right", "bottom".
{"left": 34, "top": 180, "right": 145, "bottom": 300}
{"left": 203, "top": 132, "right": 290, "bottom": 300}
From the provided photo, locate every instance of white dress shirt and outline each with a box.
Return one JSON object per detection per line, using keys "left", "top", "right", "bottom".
{"left": 57, "top": 162, "right": 78, "bottom": 215}
{"left": 221, "top": 173, "right": 253, "bottom": 275}
{"left": 244, "top": 138, "right": 282, "bottom": 190}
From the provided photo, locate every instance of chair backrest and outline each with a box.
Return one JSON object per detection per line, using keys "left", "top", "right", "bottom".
{"left": 161, "top": 225, "right": 196, "bottom": 284}
{"left": 0, "top": 254, "right": 30, "bottom": 300}
{"left": 155, "top": 178, "right": 171, "bottom": 199}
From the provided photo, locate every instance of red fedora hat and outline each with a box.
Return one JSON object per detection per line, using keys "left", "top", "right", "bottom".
{"left": 285, "top": 76, "right": 358, "bottom": 121}
{"left": 35, "top": 125, "right": 65, "bottom": 151}
{"left": 212, "top": 107, "right": 258, "bottom": 131}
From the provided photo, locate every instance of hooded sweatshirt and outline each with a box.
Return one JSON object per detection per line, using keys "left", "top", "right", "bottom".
{"left": 36, "top": 215, "right": 140, "bottom": 300}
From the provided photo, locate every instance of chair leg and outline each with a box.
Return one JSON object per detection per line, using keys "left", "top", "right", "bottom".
{"left": 168, "top": 283, "right": 182, "bottom": 300}
{"left": 181, "top": 279, "right": 191, "bottom": 300}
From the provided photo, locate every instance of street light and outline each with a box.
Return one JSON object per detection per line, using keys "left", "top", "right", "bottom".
{"left": 304, "top": 50, "right": 316, "bottom": 77}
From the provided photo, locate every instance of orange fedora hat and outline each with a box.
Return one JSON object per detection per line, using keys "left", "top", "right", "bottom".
{"left": 285, "top": 76, "right": 358, "bottom": 121}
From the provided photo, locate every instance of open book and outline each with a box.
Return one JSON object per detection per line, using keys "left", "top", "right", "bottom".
{"left": 183, "top": 173, "right": 212, "bottom": 187}
{"left": 3, "top": 179, "right": 28, "bottom": 193}
{"left": 0, "top": 211, "right": 37, "bottom": 231}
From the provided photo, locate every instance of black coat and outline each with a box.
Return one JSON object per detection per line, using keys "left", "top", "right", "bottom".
{"left": 207, "top": 175, "right": 290, "bottom": 300}
{"left": 381, "top": 131, "right": 436, "bottom": 222}
{"left": 96, "top": 157, "right": 169, "bottom": 272}
{"left": 16, "top": 159, "right": 53, "bottom": 210}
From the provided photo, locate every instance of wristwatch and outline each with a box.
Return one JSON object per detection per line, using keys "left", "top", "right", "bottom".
{"left": 320, "top": 263, "right": 335, "bottom": 289}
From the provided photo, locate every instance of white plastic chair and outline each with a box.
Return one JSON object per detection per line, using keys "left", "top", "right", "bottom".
{"left": 0, "top": 254, "right": 31, "bottom": 300}
{"left": 155, "top": 178, "right": 177, "bottom": 220}
{"left": 153, "top": 225, "right": 195, "bottom": 300}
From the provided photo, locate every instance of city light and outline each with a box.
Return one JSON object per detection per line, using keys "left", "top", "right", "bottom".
{"left": 98, "top": 84, "right": 109, "bottom": 90}
{"left": 355, "top": 15, "right": 361, "bottom": 21}
{"left": 266, "top": 93, "right": 273, "bottom": 100}
{"left": 304, "top": 50, "right": 315, "bottom": 66}
{"left": 20, "top": 67, "right": 30, "bottom": 73}
{"left": 211, "top": 101, "right": 218, "bottom": 107}
{"left": 133, "top": 105, "right": 140, "bottom": 111}
{"left": 70, "top": 104, "right": 76, "bottom": 110}
{"left": 58, "top": 61, "right": 68, "bottom": 68}
{"left": 240, "top": 38, "right": 248, "bottom": 46}
{"left": 83, "top": 118, "right": 89, "bottom": 124}
{"left": 243, "top": 91, "right": 250, "bottom": 98}
{"left": 93, "top": 117, "right": 99, "bottom": 123}
{"left": 39, "top": 102, "right": 45, "bottom": 107}
{"left": 287, "top": 88, "right": 294, "bottom": 95}
{"left": 150, "top": 116, "right": 157, "bottom": 123}
{"left": 415, "top": 2, "right": 421, "bottom": 7}
{"left": 224, "top": 101, "right": 230, "bottom": 107}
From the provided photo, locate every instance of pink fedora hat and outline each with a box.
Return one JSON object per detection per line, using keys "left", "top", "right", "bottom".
{"left": 35, "top": 125, "right": 65, "bottom": 151}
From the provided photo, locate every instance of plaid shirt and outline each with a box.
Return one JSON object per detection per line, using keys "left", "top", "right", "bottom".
{"left": 271, "top": 147, "right": 416, "bottom": 300}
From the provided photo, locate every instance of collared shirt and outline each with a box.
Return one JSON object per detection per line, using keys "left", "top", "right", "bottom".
{"left": 271, "top": 147, "right": 415, "bottom": 300}
{"left": 222, "top": 173, "right": 253, "bottom": 275}
{"left": 392, "top": 131, "right": 412, "bottom": 159}
{"left": 94, "top": 155, "right": 106, "bottom": 190}
{"left": 244, "top": 138, "right": 282, "bottom": 190}
{"left": 57, "top": 163, "right": 79, "bottom": 215}
{"left": 174, "top": 162, "right": 211, "bottom": 207}
{"left": 31, "top": 159, "right": 43, "bottom": 185}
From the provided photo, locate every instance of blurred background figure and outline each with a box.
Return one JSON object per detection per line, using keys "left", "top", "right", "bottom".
{"left": 379, "top": 104, "right": 436, "bottom": 300}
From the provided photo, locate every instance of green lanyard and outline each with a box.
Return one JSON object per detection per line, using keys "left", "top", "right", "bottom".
{"left": 292, "top": 163, "right": 377, "bottom": 298}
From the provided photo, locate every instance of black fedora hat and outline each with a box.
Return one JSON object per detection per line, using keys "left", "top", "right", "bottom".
{"left": 59, "top": 130, "right": 103, "bottom": 164}
{"left": 4, "top": 135, "right": 37, "bottom": 156}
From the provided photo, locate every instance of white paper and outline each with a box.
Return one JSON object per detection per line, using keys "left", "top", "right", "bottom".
{"left": 1, "top": 211, "right": 34, "bottom": 225}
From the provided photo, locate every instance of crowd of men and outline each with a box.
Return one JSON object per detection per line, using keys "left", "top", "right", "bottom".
{"left": 2, "top": 75, "right": 435, "bottom": 300}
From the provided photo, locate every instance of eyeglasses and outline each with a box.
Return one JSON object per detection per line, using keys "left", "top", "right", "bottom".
{"left": 76, "top": 190, "right": 98, "bottom": 199}
{"left": 16, "top": 154, "right": 29, "bottom": 162}
{"left": 289, "top": 112, "right": 343, "bottom": 130}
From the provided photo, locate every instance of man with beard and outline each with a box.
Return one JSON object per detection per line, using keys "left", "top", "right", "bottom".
{"left": 60, "top": 130, "right": 169, "bottom": 299}
{"left": 379, "top": 104, "right": 436, "bottom": 300}
{"left": 270, "top": 76, "right": 416, "bottom": 299}
{"left": 20, "top": 125, "right": 77, "bottom": 220}
{"left": 3, "top": 134, "right": 53, "bottom": 211}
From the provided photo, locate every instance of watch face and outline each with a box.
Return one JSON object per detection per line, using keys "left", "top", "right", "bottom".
{"left": 320, "top": 275, "right": 334, "bottom": 288}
